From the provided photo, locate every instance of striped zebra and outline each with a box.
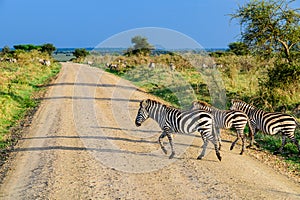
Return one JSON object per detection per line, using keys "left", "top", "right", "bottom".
{"left": 135, "top": 99, "right": 222, "bottom": 161}
{"left": 230, "top": 99, "right": 300, "bottom": 155}
{"left": 191, "top": 101, "right": 254, "bottom": 155}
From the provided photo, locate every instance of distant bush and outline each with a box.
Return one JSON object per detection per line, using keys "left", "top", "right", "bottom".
{"left": 41, "top": 43, "right": 56, "bottom": 55}
{"left": 14, "top": 44, "right": 41, "bottom": 51}
{"left": 73, "top": 48, "right": 89, "bottom": 59}
{"left": 209, "top": 51, "right": 234, "bottom": 58}
{"left": 228, "top": 42, "right": 250, "bottom": 56}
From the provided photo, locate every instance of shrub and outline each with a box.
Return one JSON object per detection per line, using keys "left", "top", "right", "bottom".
{"left": 73, "top": 48, "right": 89, "bottom": 59}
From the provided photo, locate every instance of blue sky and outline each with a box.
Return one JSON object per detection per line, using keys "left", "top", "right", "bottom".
{"left": 0, "top": 0, "right": 299, "bottom": 49}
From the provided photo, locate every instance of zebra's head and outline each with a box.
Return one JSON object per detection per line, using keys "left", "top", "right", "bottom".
{"left": 230, "top": 99, "right": 241, "bottom": 111}
{"left": 190, "top": 101, "right": 211, "bottom": 112}
{"left": 135, "top": 99, "right": 150, "bottom": 127}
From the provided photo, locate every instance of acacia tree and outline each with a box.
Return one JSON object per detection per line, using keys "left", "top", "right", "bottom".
{"left": 125, "top": 35, "right": 154, "bottom": 56}
{"left": 231, "top": 0, "right": 300, "bottom": 62}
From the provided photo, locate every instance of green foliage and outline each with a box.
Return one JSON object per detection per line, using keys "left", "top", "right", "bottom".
{"left": 228, "top": 41, "right": 250, "bottom": 56}
{"left": 41, "top": 43, "right": 56, "bottom": 55}
{"left": 257, "top": 62, "right": 300, "bottom": 110}
{"left": 131, "top": 35, "right": 154, "bottom": 50}
{"left": 12, "top": 43, "right": 56, "bottom": 56}
{"left": 231, "top": 0, "right": 300, "bottom": 62}
{"left": 209, "top": 51, "right": 234, "bottom": 58}
{"left": 124, "top": 35, "right": 154, "bottom": 56}
{"left": 255, "top": 131, "right": 300, "bottom": 172}
{"left": 14, "top": 44, "right": 41, "bottom": 51}
{"left": 73, "top": 48, "right": 89, "bottom": 59}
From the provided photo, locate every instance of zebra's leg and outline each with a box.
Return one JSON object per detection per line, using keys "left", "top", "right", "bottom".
{"left": 274, "top": 134, "right": 287, "bottom": 155}
{"left": 230, "top": 132, "right": 239, "bottom": 151}
{"left": 211, "top": 136, "right": 222, "bottom": 161}
{"left": 158, "top": 132, "right": 168, "bottom": 155}
{"left": 239, "top": 131, "right": 246, "bottom": 155}
{"left": 216, "top": 128, "right": 222, "bottom": 151}
{"left": 166, "top": 133, "right": 175, "bottom": 159}
{"left": 197, "top": 136, "right": 208, "bottom": 160}
{"left": 198, "top": 134, "right": 222, "bottom": 161}
{"left": 247, "top": 121, "right": 257, "bottom": 148}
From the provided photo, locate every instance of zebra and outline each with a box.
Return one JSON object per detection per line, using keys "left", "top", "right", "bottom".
{"left": 230, "top": 99, "right": 300, "bottom": 155}
{"left": 135, "top": 99, "right": 222, "bottom": 161}
{"left": 191, "top": 101, "right": 254, "bottom": 155}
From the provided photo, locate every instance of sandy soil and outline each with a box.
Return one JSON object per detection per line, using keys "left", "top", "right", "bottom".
{"left": 0, "top": 62, "right": 299, "bottom": 199}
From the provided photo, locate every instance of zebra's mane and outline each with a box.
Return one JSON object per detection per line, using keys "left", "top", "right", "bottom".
{"left": 231, "top": 99, "right": 257, "bottom": 109}
{"left": 195, "top": 100, "right": 212, "bottom": 107}
{"left": 145, "top": 99, "right": 177, "bottom": 110}
{"left": 194, "top": 100, "right": 220, "bottom": 110}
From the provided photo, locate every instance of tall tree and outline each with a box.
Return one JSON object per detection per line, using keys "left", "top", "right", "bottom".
{"left": 231, "top": 0, "right": 300, "bottom": 62}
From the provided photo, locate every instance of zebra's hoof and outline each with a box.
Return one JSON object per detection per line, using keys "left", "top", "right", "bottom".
{"left": 230, "top": 145, "right": 234, "bottom": 151}
{"left": 197, "top": 156, "right": 203, "bottom": 160}
{"left": 240, "top": 151, "right": 244, "bottom": 155}
{"left": 273, "top": 151, "right": 280, "bottom": 155}
{"left": 162, "top": 148, "right": 168, "bottom": 155}
{"left": 169, "top": 152, "right": 175, "bottom": 159}
{"left": 217, "top": 154, "right": 222, "bottom": 161}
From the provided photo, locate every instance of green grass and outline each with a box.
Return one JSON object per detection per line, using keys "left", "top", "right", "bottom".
{"left": 0, "top": 60, "right": 61, "bottom": 148}
{"left": 255, "top": 130, "right": 300, "bottom": 172}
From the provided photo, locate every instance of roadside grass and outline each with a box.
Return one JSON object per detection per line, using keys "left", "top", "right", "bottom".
{"left": 254, "top": 130, "right": 300, "bottom": 173}
{"left": 0, "top": 60, "right": 61, "bottom": 149}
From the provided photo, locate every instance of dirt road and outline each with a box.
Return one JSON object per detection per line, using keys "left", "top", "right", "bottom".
{"left": 0, "top": 62, "right": 299, "bottom": 199}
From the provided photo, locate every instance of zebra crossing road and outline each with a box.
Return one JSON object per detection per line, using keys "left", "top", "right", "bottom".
{"left": 0, "top": 62, "right": 299, "bottom": 199}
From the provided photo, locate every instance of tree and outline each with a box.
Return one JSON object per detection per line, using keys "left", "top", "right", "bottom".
{"left": 125, "top": 35, "right": 154, "bottom": 56}
{"left": 131, "top": 35, "right": 154, "bottom": 50}
{"left": 228, "top": 42, "right": 250, "bottom": 56}
{"left": 73, "top": 48, "right": 89, "bottom": 58}
{"left": 13, "top": 44, "right": 40, "bottom": 51}
{"left": 231, "top": 0, "right": 300, "bottom": 62}
{"left": 41, "top": 43, "right": 56, "bottom": 55}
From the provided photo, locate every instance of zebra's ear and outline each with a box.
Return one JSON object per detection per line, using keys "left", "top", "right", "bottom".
{"left": 141, "top": 99, "right": 148, "bottom": 107}
{"left": 192, "top": 101, "right": 198, "bottom": 107}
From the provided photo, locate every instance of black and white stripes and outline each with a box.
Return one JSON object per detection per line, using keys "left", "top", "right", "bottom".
{"left": 230, "top": 100, "right": 300, "bottom": 154}
{"left": 191, "top": 101, "right": 254, "bottom": 155}
{"left": 135, "top": 99, "right": 222, "bottom": 161}
{"left": 135, "top": 98, "right": 299, "bottom": 160}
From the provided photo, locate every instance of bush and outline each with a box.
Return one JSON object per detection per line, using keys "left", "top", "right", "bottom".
{"left": 41, "top": 43, "right": 56, "bottom": 55}
{"left": 228, "top": 42, "right": 250, "bottom": 56}
{"left": 73, "top": 48, "right": 89, "bottom": 59}
{"left": 258, "top": 62, "right": 300, "bottom": 110}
